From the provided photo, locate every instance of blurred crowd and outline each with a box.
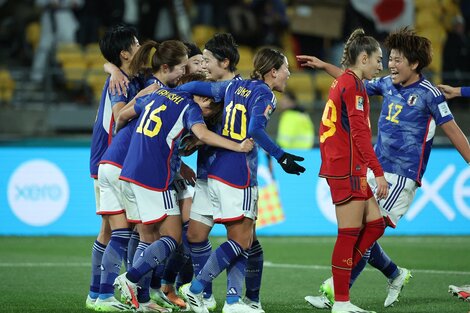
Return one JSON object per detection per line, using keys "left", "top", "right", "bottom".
{"left": 0, "top": 0, "right": 469, "bottom": 107}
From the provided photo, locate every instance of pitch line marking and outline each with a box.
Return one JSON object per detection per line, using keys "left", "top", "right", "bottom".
{"left": 0, "top": 261, "right": 469, "bottom": 276}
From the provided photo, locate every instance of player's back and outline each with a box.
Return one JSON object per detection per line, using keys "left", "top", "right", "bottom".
{"left": 120, "top": 88, "right": 194, "bottom": 190}
{"left": 208, "top": 79, "right": 274, "bottom": 188}
{"left": 319, "top": 70, "right": 371, "bottom": 178}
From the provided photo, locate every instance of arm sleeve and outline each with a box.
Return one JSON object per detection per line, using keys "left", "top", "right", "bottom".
{"left": 426, "top": 90, "right": 454, "bottom": 126}
{"left": 462, "top": 87, "right": 470, "bottom": 98}
{"left": 364, "top": 77, "right": 384, "bottom": 97}
{"left": 248, "top": 96, "right": 284, "bottom": 160}
{"left": 183, "top": 103, "right": 205, "bottom": 130}
{"left": 343, "top": 83, "right": 384, "bottom": 177}
{"left": 176, "top": 81, "right": 230, "bottom": 102}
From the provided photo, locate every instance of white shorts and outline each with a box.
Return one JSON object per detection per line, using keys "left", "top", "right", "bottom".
{"left": 121, "top": 181, "right": 180, "bottom": 224}
{"left": 367, "top": 170, "right": 418, "bottom": 228}
{"left": 97, "top": 163, "right": 124, "bottom": 215}
{"left": 93, "top": 179, "right": 100, "bottom": 212}
{"left": 208, "top": 178, "right": 258, "bottom": 223}
{"left": 173, "top": 173, "right": 194, "bottom": 201}
{"left": 190, "top": 179, "right": 214, "bottom": 227}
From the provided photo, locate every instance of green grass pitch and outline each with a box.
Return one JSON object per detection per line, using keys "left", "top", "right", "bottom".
{"left": 0, "top": 236, "right": 469, "bottom": 313}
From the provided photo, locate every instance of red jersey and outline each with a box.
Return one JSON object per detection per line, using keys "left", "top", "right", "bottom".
{"left": 319, "top": 69, "right": 383, "bottom": 179}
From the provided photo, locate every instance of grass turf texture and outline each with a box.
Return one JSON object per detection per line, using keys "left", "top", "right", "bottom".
{"left": 0, "top": 236, "right": 469, "bottom": 313}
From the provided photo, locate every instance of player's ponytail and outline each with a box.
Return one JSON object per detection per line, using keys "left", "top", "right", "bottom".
{"left": 341, "top": 28, "right": 380, "bottom": 69}
{"left": 250, "top": 47, "right": 286, "bottom": 80}
{"left": 129, "top": 40, "right": 159, "bottom": 77}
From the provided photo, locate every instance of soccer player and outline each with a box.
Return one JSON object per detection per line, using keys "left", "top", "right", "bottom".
{"left": 95, "top": 39, "right": 190, "bottom": 312}
{"left": 158, "top": 41, "right": 205, "bottom": 310}
{"left": 299, "top": 27, "right": 470, "bottom": 309}
{"left": 112, "top": 73, "right": 255, "bottom": 311}
{"left": 314, "top": 28, "right": 388, "bottom": 313}
{"left": 182, "top": 33, "right": 244, "bottom": 312}
{"left": 177, "top": 47, "right": 305, "bottom": 313}
{"left": 86, "top": 24, "right": 140, "bottom": 310}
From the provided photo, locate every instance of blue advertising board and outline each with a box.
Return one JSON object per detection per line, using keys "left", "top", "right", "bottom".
{"left": 1, "top": 147, "right": 469, "bottom": 236}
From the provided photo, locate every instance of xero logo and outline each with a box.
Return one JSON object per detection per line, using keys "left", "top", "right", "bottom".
{"left": 7, "top": 160, "right": 69, "bottom": 226}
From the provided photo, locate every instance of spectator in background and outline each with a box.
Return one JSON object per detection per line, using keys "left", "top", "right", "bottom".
{"left": 276, "top": 90, "right": 314, "bottom": 149}
{"left": 30, "top": 0, "right": 83, "bottom": 83}
{"left": 442, "top": 15, "right": 470, "bottom": 93}
{"left": 251, "top": 0, "right": 289, "bottom": 47}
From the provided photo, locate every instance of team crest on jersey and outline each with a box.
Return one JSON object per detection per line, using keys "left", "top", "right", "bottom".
{"left": 355, "top": 96, "right": 364, "bottom": 111}
{"left": 264, "top": 104, "right": 273, "bottom": 120}
{"left": 407, "top": 94, "right": 418, "bottom": 106}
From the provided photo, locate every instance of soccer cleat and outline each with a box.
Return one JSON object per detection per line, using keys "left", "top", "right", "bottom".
{"left": 150, "top": 287, "right": 179, "bottom": 310}
{"left": 85, "top": 295, "right": 97, "bottom": 310}
{"left": 179, "top": 283, "right": 209, "bottom": 313}
{"left": 162, "top": 284, "right": 188, "bottom": 310}
{"left": 320, "top": 277, "right": 335, "bottom": 305}
{"left": 222, "top": 300, "right": 262, "bottom": 313}
{"left": 137, "top": 301, "right": 173, "bottom": 312}
{"left": 331, "top": 301, "right": 376, "bottom": 313}
{"left": 203, "top": 294, "right": 217, "bottom": 312}
{"left": 305, "top": 295, "right": 332, "bottom": 309}
{"left": 94, "top": 296, "right": 132, "bottom": 312}
{"left": 114, "top": 273, "right": 140, "bottom": 310}
{"left": 242, "top": 296, "right": 265, "bottom": 313}
{"left": 384, "top": 267, "right": 412, "bottom": 307}
{"left": 449, "top": 285, "right": 470, "bottom": 302}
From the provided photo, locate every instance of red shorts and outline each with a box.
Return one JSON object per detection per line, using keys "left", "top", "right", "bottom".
{"left": 326, "top": 175, "right": 373, "bottom": 205}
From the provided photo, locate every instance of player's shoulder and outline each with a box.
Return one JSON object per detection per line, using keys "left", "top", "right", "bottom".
{"left": 416, "top": 78, "right": 443, "bottom": 99}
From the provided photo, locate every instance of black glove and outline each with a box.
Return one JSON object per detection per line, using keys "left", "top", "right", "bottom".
{"left": 277, "top": 152, "right": 306, "bottom": 175}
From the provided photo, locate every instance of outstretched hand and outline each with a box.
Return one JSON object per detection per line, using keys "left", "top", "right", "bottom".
{"left": 296, "top": 55, "right": 326, "bottom": 70}
{"left": 278, "top": 152, "right": 306, "bottom": 175}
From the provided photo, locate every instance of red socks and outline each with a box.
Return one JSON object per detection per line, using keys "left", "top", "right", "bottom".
{"left": 332, "top": 227, "right": 361, "bottom": 302}
{"left": 352, "top": 218, "right": 385, "bottom": 267}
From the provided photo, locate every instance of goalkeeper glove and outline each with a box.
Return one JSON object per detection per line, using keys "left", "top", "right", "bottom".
{"left": 278, "top": 152, "right": 306, "bottom": 175}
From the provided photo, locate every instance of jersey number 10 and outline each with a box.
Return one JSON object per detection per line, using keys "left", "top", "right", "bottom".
{"left": 222, "top": 101, "right": 247, "bottom": 140}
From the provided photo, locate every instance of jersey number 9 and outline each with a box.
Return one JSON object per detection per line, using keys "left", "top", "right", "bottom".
{"left": 320, "top": 99, "right": 337, "bottom": 143}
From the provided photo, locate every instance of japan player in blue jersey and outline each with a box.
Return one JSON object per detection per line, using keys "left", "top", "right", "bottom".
{"left": 94, "top": 39, "right": 189, "bottom": 312}
{"left": 86, "top": 24, "right": 141, "bottom": 311}
{"left": 182, "top": 33, "right": 244, "bottom": 312}
{"left": 113, "top": 72, "right": 255, "bottom": 311}
{"left": 177, "top": 47, "right": 305, "bottom": 313}
{"left": 298, "top": 27, "right": 470, "bottom": 310}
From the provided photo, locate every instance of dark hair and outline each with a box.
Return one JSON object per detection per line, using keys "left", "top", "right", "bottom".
{"left": 340, "top": 28, "right": 380, "bottom": 68}
{"left": 177, "top": 72, "right": 206, "bottom": 85}
{"left": 384, "top": 27, "right": 432, "bottom": 73}
{"left": 250, "top": 47, "right": 286, "bottom": 80}
{"left": 204, "top": 33, "right": 240, "bottom": 72}
{"left": 129, "top": 40, "right": 188, "bottom": 77}
{"left": 99, "top": 24, "right": 138, "bottom": 67}
{"left": 183, "top": 42, "right": 202, "bottom": 58}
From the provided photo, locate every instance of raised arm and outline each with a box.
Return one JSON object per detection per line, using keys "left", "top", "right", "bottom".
{"left": 104, "top": 62, "right": 129, "bottom": 95}
{"left": 296, "top": 55, "right": 343, "bottom": 78}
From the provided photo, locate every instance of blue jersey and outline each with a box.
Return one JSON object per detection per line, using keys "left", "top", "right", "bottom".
{"left": 97, "top": 77, "right": 144, "bottom": 168}
{"left": 179, "top": 79, "right": 283, "bottom": 188}
{"left": 90, "top": 77, "right": 113, "bottom": 178}
{"left": 365, "top": 75, "right": 454, "bottom": 184}
{"left": 120, "top": 88, "right": 205, "bottom": 190}
{"left": 196, "top": 74, "right": 243, "bottom": 180}
{"left": 89, "top": 71, "right": 142, "bottom": 177}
